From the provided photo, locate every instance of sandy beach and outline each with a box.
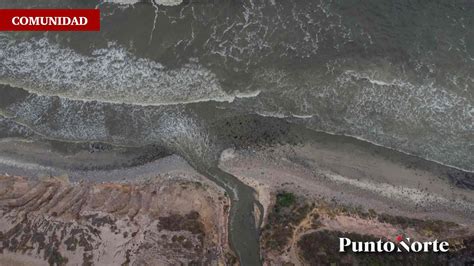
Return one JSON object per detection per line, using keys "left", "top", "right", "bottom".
{"left": 219, "top": 138, "right": 473, "bottom": 265}
{"left": 219, "top": 139, "right": 474, "bottom": 226}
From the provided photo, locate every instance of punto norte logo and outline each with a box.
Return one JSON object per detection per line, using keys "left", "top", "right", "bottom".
{"left": 339, "top": 235, "right": 449, "bottom": 253}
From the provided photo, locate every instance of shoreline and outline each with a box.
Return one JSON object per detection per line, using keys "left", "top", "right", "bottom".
{"left": 0, "top": 119, "right": 472, "bottom": 265}
{"left": 219, "top": 142, "right": 473, "bottom": 265}
{"left": 219, "top": 141, "right": 474, "bottom": 226}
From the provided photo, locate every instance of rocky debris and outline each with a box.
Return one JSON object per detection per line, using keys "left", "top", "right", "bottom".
{"left": 0, "top": 174, "right": 231, "bottom": 265}
{"left": 448, "top": 171, "right": 474, "bottom": 190}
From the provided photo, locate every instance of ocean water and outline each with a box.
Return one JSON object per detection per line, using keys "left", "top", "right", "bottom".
{"left": 1, "top": 0, "right": 472, "bottom": 171}
{"left": 0, "top": 0, "right": 472, "bottom": 264}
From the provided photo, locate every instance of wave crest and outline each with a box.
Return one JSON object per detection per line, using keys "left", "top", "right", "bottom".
{"left": 0, "top": 36, "right": 259, "bottom": 106}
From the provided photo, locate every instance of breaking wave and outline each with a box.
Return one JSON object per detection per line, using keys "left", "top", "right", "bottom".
{"left": 0, "top": 36, "right": 259, "bottom": 106}
{"left": 247, "top": 65, "right": 473, "bottom": 171}
{"left": 103, "top": 0, "right": 183, "bottom": 7}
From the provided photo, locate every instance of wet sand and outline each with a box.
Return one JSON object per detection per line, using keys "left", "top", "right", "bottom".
{"left": 219, "top": 136, "right": 474, "bottom": 226}
{"left": 1, "top": 124, "right": 472, "bottom": 264}
{"left": 0, "top": 138, "right": 181, "bottom": 183}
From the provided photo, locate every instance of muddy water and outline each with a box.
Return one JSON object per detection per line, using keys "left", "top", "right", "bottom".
{"left": 204, "top": 167, "right": 263, "bottom": 265}
{"left": 1, "top": 0, "right": 473, "bottom": 265}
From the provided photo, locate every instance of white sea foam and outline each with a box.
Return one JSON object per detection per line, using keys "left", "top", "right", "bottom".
{"left": 256, "top": 111, "right": 287, "bottom": 119}
{"left": 256, "top": 111, "right": 314, "bottom": 119}
{"left": 252, "top": 64, "right": 473, "bottom": 171}
{"left": 342, "top": 71, "right": 398, "bottom": 86}
{"left": 235, "top": 90, "right": 261, "bottom": 98}
{"left": 291, "top": 114, "right": 314, "bottom": 119}
{"left": 323, "top": 129, "right": 474, "bottom": 173}
{"left": 0, "top": 37, "right": 259, "bottom": 106}
{"left": 154, "top": 0, "right": 183, "bottom": 6}
{"left": 220, "top": 148, "right": 236, "bottom": 162}
{"left": 338, "top": 70, "right": 473, "bottom": 133}
{"left": 104, "top": 0, "right": 183, "bottom": 6}
{"left": 6, "top": 95, "right": 110, "bottom": 141}
{"left": 103, "top": 0, "right": 140, "bottom": 4}
{"left": 253, "top": 110, "right": 474, "bottom": 173}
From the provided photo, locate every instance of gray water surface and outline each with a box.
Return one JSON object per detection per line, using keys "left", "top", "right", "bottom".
{"left": 0, "top": 0, "right": 473, "bottom": 264}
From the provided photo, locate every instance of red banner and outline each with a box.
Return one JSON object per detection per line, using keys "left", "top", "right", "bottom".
{"left": 0, "top": 9, "right": 100, "bottom": 31}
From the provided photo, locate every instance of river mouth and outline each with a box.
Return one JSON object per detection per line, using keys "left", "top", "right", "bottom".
{"left": 1, "top": 0, "right": 473, "bottom": 264}
{"left": 1, "top": 111, "right": 472, "bottom": 265}
{"left": 0, "top": 120, "right": 267, "bottom": 265}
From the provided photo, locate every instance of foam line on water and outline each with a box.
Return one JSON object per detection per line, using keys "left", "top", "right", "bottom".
{"left": 253, "top": 112, "right": 474, "bottom": 174}
{"left": 0, "top": 36, "right": 260, "bottom": 107}
{"left": 103, "top": 0, "right": 183, "bottom": 6}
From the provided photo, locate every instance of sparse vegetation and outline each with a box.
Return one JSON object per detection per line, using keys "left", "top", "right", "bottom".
{"left": 376, "top": 213, "right": 458, "bottom": 237}
{"left": 47, "top": 249, "right": 69, "bottom": 266}
{"left": 261, "top": 191, "right": 310, "bottom": 251}
{"left": 314, "top": 201, "right": 459, "bottom": 237}
{"left": 297, "top": 230, "right": 473, "bottom": 266}
{"left": 276, "top": 192, "right": 296, "bottom": 208}
{"left": 261, "top": 194, "right": 472, "bottom": 265}
{"left": 158, "top": 211, "right": 205, "bottom": 236}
